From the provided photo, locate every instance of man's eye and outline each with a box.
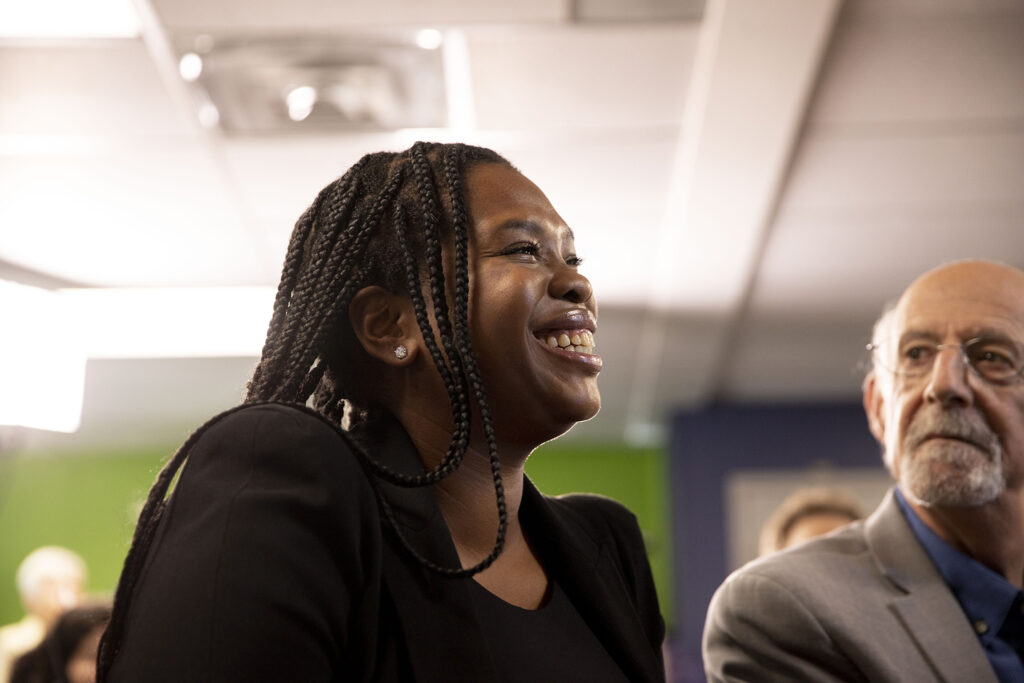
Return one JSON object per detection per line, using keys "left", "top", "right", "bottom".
{"left": 972, "top": 347, "right": 1016, "bottom": 369}
{"left": 903, "top": 345, "right": 935, "bottom": 363}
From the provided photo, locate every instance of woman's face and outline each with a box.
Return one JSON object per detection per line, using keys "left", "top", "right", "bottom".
{"left": 462, "top": 163, "right": 601, "bottom": 448}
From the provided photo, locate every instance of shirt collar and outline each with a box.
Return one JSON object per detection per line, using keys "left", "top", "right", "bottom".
{"left": 895, "top": 487, "right": 1022, "bottom": 644}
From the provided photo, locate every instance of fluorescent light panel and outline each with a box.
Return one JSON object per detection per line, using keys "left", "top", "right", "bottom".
{"left": 60, "top": 286, "right": 275, "bottom": 359}
{"left": 0, "top": 0, "right": 140, "bottom": 38}
{"left": 0, "top": 280, "right": 85, "bottom": 432}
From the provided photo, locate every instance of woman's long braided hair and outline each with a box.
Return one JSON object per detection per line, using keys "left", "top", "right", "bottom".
{"left": 97, "top": 142, "right": 512, "bottom": 680}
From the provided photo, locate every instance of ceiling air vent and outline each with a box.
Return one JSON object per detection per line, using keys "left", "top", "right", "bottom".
{"left": 175, "top": 32, "right": 448, "bottom": 134}
{"left": 571, "top": 0, "right": 705, "bottom": 23}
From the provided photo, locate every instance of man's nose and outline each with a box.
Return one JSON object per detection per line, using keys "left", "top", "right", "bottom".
{"left": 923, "top": 345, "right": 973, "bottom": 407}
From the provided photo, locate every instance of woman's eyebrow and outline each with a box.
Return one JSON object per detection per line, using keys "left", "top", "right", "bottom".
{"left": 496, "top": 219, "right": 575, "bottom": 242}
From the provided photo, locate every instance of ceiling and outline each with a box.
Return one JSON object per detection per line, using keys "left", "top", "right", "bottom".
{"left": 3, "top": 0, "right": 1023, "bottom": 452}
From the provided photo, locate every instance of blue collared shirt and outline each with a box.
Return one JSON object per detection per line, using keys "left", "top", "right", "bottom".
{"left": 896, "top": 488, "right": 1024, "bottom": 683}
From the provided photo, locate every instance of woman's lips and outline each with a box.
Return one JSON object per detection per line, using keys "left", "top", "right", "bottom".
{"left": 534, "top": 331, "right": 602, "bottom": 372}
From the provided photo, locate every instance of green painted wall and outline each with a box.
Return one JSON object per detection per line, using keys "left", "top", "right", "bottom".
{"left": 0, "top": 440, "right": 672, "bottom": 626}
{"left": 526, "top": 442, "right": 673, "bottom": 624}
{"left": 0, "top": 448, "right": 165, "bottom": 623}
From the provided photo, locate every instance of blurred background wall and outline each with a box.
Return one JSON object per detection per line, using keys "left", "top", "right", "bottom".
{"left": 2, "top": 0, "right": 1023, "bottom": 680}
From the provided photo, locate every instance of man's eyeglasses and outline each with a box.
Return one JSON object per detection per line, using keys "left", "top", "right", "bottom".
{"left": 866, "top": 337, "right": 1024, "bottom": 385}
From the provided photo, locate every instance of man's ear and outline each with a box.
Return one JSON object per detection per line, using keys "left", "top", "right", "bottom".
{"left": 862, "top": 371, "right": 886, "bottom": 444}
{"left": 348, "top": 286, "right": 418, "bottom": 365}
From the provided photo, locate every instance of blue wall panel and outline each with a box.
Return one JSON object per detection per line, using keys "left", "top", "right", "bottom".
{"left": 669, "top": 402, "right": 881, "bottom": 682}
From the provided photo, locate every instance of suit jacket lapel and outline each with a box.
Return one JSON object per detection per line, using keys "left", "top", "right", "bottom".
{"left": 520, "top": 479, "right": 663, "bottom": 683}
{"left": 368, "top": 419, "right": 498, "bottom": 682}
{"left": 866, "top": 490, "right": 998, "bottom": 683}
{"left": 364, "top": 417, "right": 659, "bottom": 681}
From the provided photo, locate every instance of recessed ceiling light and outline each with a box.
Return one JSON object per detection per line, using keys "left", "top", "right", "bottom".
{"left": 415, "top": 29, "right": 444, "bottom": 50}
{"left": 179, "top": 52, "right": 203, "bottom": 82}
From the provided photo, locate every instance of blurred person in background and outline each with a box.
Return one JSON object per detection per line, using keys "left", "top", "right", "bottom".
{"left": 98, "top": 142, "right": 665, "bottom": 682}
{"left": 10, "top": 603, "right": 110, "bottom": 683}
{"left": 0, "top": 547, "right": 86, "bottom": 683}
{"left": 705, "top": 260, "right": 1024, "bottom": 682}
{"left": 758, "top": 486, "right": 864, "bottom": 556}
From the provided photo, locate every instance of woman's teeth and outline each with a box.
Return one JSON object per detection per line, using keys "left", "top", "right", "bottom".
{"left": 544, "top": 330, "right": 595, "bottom": 354}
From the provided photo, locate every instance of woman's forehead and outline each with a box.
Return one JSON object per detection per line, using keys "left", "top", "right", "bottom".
{"left": 464, "top": 163, "right": 571, "bottom": 239}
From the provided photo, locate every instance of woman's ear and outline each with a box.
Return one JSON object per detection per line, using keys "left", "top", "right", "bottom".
{"left": 348, "top": 286, "right": 418, "bottom": 365}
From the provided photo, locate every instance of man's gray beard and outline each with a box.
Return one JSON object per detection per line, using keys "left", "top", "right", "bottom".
{"left": 899, "top": 406, "right": 1005, "bottom": 507}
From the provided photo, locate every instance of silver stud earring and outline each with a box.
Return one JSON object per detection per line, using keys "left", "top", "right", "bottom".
{"left": 394, "top": 344, "right": 408, "bottom": 360}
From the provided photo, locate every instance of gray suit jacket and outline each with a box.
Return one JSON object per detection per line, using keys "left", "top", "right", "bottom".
{"left": 702, "top": 488, "right": 998, "bottom": 682}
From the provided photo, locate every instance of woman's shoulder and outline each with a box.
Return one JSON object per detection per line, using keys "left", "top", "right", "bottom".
{"left": 544, "top": 491, "right": 640, "bottom": 531}
{"left": 535, "top": 490, "right": 647, "bottom": 561}
{"left": 181, "top": 402, "right": 368, "bottom": 492}
{"left": 196, "top": 402, "right": 352, "bottom": 451}
{"left": 201, "top": 402, "right": 347, "bottom": 441}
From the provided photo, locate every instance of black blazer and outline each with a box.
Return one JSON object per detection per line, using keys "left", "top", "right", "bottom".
{"left": 109, "top": 404, "right": 665, "bottom": 682}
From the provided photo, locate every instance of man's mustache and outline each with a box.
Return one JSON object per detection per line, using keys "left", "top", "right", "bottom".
{"left": 904, "top": 407, "right": 998, "bottom": 456}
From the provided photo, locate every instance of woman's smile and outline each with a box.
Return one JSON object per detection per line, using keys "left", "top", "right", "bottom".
{"left": 532, "top": 307, "right": 602, "bottom": 371}
{"left": 535, "top": 333, "right": 604, "bottom": 371}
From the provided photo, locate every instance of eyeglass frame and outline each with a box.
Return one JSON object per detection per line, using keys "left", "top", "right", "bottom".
{"left": 865, "top": 335, "right": 1024, "bottom": 385}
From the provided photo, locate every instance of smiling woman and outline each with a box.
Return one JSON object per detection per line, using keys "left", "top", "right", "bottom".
{"left": 97, "top": 142, "right": 665, "bottom": 682}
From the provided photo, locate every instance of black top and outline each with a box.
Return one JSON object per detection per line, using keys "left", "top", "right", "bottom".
{"left": 108, "top": 404, "right": 665, "bottom": 682}
{"left": 470, "top": 579, "right": 632, "bottom": 682}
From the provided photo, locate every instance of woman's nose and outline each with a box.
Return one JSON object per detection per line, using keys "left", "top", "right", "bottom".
{"left": 550, "top": 265, "right": 593, "bottom": 304}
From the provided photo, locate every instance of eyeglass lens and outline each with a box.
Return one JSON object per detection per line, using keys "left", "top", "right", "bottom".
{"left": 877, "top": 337, "right": 1024, "bottom": 382}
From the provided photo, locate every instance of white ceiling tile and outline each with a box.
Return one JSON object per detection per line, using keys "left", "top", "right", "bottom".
{"left": 152, "top": 0, "right": 572, "bottom": 33}
{"left": 844, "top": 0, "right": 1024, "bottom": 19}
{"left": 0, "top": 42, "right": 191, "bottom": 136}
{"left": 781, "top": 132, "right": 1024, "bottom": 210}
{"left": 468, "top": 24, "right": 696, "bottom": 131}
{"left": 0, "top": 142, "right": 266, "bottom": 286}
{"left": 809, "top": 14, "right": 1024, "bottom": 126}
{"left": 750, "top": 201, "right": 1024, "bottom": 319}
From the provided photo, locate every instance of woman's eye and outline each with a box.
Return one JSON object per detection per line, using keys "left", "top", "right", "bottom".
{"left": 503, "top": 242, "right": 540, "bottom": 257}
{"left": 566, "top": 255, "right": 584, "bottom": 267}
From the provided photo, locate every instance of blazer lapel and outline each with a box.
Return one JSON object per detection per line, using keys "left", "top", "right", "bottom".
{"left": 378, "top": 524, "right": 497, "bottom": 683}
{"left": 866, "top": 490, "right": 998, "bottom": 683}
{"left": 364, "top": 418, "right": 659, "bottom": 681}
{"left": 368, "top": 419, "right": 498, "bottom": 682}
{"left": 520, "top": 479, "right": 663, "bottom": 682}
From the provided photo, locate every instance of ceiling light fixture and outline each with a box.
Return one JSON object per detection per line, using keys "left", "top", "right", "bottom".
{"left": 0, "top": 0, "right": 139, "bottom": 39}
{"left": 285, "top": 85, "right": 318, "bottom": 122}
{"left": 179, "top": 52, "right": 203, "bottom": 82}
{"left": 174, "top": 32, "right": 448, "bottom": 133}
{"left": 415, "top": 29, "right": 444, "bottom": 50}
{"left": 0, "top": 280, "right": 85, "bottom": 433}
{"left": 59, "top": 286, "right": 274, "bottom": 359}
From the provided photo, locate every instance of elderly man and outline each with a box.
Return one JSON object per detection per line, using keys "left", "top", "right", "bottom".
{"left": 703, "top": 260, "right": 1024, "bottom": 682}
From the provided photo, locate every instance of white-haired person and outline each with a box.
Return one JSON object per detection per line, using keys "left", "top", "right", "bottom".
{"left": 0, "top": 546, "right": 86, "bottom": 682}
